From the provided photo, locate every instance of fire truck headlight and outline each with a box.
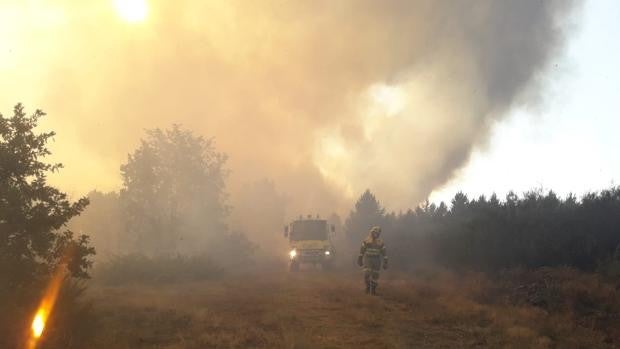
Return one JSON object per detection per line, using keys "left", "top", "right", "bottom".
{"left": 324, "top": 250, "right": 330, "bottom": 256}
{"left": 289, "top": 249, "right": 297, "bottom": 259}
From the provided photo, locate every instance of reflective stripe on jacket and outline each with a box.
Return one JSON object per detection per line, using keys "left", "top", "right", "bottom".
{"left": 360, "top": 238, "right": 387, "bottom": 259}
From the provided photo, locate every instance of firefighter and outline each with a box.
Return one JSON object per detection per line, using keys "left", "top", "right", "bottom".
{"left": 357, "top": 226, "right": 388, "bottom": 295}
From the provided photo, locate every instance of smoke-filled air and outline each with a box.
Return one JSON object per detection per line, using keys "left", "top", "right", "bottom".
{"left": 2, "top": 0, "right": 577, "bottom": 213}
{"left": 9, "top": 1, "right": 620, "bottom": 348}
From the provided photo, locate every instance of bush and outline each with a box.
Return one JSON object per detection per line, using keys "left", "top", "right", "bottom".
{"left": 94, "top": 254, "right": 224, "bottom": 285}
{"left": 36, "top": 281, "right": 98, "bottom": 349}
{"left": 207, "top": 231, "right": 257, "bottom": 269}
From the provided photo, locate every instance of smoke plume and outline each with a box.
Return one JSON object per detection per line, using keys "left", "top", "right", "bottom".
{"left": 0, "top": 0, "right": 579, "bottom": 214}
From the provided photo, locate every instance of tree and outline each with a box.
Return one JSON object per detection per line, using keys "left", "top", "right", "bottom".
{"left": 0, "top": 104, "right": 95, "bottom": 346}
{"left": 348, "top": 187, "right": 620, "bottom": 272}
{"left": 344, "top": 190, "right": 386, "bottom": 243}
{"left": 120, "top": 125, "right": 229, "bottom": 255}
{"left": 0, "top": 103, "right": 95, "bottom": 286}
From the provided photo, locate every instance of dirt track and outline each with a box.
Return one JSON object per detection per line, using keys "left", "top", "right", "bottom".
{"left": 88, "top": 270, "right": 612, "bottom": 348}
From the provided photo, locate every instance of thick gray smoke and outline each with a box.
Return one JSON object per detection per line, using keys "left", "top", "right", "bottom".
{"left": 0, "top": 0, "right": 580, "bottom": 216}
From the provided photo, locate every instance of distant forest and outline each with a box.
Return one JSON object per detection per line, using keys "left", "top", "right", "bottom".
{"left": 344, "top": 189, "right": 620, "bottom": 273}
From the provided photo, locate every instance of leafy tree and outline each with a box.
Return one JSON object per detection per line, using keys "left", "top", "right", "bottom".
{"left": 0, "top": 103, "right": 95, "bottom": 286}
{"left": 0, "top": 104, "right": 95, "bottom": 346}
{"left": 120, "top": 125, "right": 229, "bottom": 255}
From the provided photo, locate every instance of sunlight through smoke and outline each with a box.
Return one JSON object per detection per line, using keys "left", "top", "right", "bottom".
{"left": 114, "top": 0, "right": 148, "bottom": 23}
{"left": 369, "top": 84, "right": 407, "bottom": 117}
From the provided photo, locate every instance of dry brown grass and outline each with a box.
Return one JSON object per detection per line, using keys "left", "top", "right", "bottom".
{"left": 84, "top": 268, "right": 620, "bottom": 348}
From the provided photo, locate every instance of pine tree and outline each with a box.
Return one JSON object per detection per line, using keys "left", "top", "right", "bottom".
{"left": 344, "top": 190, "right": 386, "bottom": 243}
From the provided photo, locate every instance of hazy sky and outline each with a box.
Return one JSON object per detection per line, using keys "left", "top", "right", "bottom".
{"left": 3, "top": 0, "right": 614, "bottom": 216}
{"left": 431, "top": 0, "right": 620, "bottom": 204}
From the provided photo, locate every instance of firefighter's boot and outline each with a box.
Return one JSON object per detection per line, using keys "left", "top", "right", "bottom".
{"left": 370, "top": 282, "right": 378, "bottom": 296}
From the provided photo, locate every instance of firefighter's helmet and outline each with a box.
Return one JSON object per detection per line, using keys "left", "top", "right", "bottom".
{"left": 370, "top": 226, "right": 382, "bottom": 239}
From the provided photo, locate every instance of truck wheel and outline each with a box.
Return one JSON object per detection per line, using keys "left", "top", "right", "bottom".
{"left": 289, "top": 261, "right": 300, "bottom": 272}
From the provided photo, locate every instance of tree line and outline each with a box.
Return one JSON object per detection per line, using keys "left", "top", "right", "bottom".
{"left": 344, "top": 189, "right": 620, "bottom": 272}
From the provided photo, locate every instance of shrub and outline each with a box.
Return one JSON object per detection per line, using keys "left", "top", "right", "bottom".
{"left": 94, "top": 254, "right": 224, "bottom": 285}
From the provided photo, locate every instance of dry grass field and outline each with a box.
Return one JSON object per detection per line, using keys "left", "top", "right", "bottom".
{"left": 86, "top": 268, "right": 620, "bottom": 349}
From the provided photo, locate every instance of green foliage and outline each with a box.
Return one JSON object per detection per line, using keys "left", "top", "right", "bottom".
{"left": 0, "top": 104, "right": 95, "bottom": 348}
{"left": 120, "top": 125, "right": 230, "bottom": 255}
{"left": 597, "top": 245, "right": 620, "bottom": 278}
{"left": 36, "top": 281, "right": 98, "bottom": 349}
{"left": 344, "top": 189, "right": 386, "bottom": 243}
{"left": 95, "top": 253, "right": 224, "bottom": 285}
{"left": 0, "top": 103, "right": 95, "bottom": 284}
{"left": 94, "top": 230, "right": 256, "bottom": 285}
{"left": 345, "top": 188, "right": 620, "bottom": 272}
{"left": 207, "top": 230, "right": 257, "bottom": 268}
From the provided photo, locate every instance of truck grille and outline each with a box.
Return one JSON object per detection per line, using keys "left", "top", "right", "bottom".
{"left": 300, "top": 249, "right": 323, "bottom": 257}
